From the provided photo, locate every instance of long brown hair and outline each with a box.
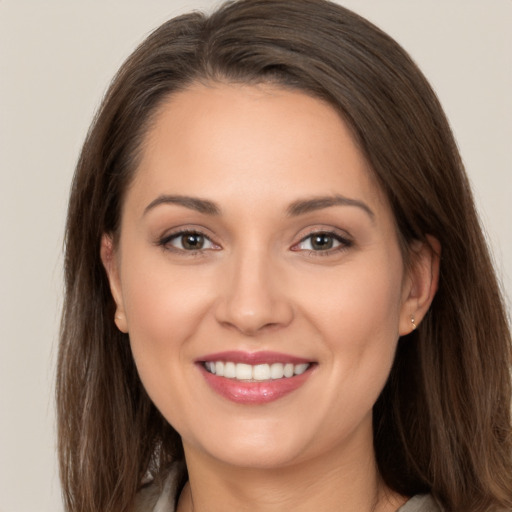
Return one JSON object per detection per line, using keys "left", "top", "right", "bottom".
{"left": 57, "top": 1, "right": 512, "bottom": 511}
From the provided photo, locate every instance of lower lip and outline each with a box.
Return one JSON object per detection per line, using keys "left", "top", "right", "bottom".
{"left": 198, "top": 364, "right": 313, "bottom": 404}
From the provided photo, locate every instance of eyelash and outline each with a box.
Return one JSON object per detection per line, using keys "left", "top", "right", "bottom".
{"left": 291, "top": 230, "right": 353, "bottom": 257}
{"left": 157, "top": 229, "right": 218, "bottom": 255}
{"left": 157, "top": 229, "right": 353, "bottom": 257}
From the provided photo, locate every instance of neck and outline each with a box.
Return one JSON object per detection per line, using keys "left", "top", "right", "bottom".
{"left": 177, "top": 434, "right": 405, "bottom": 512}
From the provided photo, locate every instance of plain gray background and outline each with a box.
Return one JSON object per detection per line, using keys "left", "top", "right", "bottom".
{"left": 1, "top": 1, "right": 510, "bottom": 511}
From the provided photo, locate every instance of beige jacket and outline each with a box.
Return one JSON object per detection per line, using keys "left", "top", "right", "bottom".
{"left": 133, "top": 465, "right": 442, "bottom": 512}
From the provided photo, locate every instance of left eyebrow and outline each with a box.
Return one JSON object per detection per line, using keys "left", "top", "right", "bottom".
{"left": 286, "top": 195, "right": 375, "bottom": 220}
{"left": 143, "top": 194, "right": 221, "bottom": 216}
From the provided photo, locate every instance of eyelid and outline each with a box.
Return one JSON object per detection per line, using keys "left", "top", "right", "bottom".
{"left": 156, "top": 226, "right": 221, "bottom": 253}
{"left": 155, "top": 225, "right": 352, "bottom": 256}
{"left": 290, "top": 228, "right": 353, "bottom": 254}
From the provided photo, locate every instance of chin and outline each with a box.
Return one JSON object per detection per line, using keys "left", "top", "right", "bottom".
{"left": 185, "top": 426, "right": 316, "bottom": 470}
{"left": 207, "top": 444, "right": 307, "bottom": 470}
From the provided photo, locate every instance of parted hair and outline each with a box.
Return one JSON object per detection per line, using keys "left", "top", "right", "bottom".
{"left": 57, "top": 1, "right": 512, "bottom": 511}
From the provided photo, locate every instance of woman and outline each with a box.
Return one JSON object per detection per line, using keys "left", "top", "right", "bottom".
{"left": 57, "top": 1, "right": 512, "bottom": 511}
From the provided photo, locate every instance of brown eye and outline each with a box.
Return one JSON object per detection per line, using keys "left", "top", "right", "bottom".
{"left": 181, "top": 233, "right": 205, "bottom": 250}
{"left": 160, "top": 231, "right": 217, "bottom": 252}
{"left": 310, "top": 233, "right": 334, "bottom": 250}
{"left": 293, "top": 231, "right": 352, "bottom": 254}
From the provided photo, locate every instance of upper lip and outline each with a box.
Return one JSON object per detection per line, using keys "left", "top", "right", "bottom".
{"left": 196, "top": 351, "right": 313, "bottom": 365}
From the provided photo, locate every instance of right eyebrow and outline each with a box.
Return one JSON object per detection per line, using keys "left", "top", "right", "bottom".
{"left": 143, "top": 195, "right": 221, "bottom": 216}
{"left": 286, "top": 194, "right": 375, "bottom": 221}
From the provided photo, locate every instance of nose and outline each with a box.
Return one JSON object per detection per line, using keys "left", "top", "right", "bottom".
{"left": 214, "top": 248, "right": 294, "bottom": 336}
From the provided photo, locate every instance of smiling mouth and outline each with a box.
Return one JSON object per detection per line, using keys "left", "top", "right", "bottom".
{"left": 203, "top": 361, "right": 311, "bottom": 381}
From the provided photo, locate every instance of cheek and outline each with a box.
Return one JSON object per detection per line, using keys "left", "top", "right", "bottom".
{"left": 325, "top": 268, "right": 403, "bottom": 423}
{"left": 119, "top": 253, "right": 214, "bottom": 393}
{"left": 297, "top": 251, "right": 404, "bottom": 400}
{"left": 302, "top": 254, "right": 403, "bottom": 343}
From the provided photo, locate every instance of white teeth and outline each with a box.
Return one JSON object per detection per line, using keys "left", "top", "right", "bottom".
{"left": 253, "top": 364, "right": 270, "bottom": 381}
{"left": 205, "top": 361, "right": 216, "bottom": 374}
{"left": 283, "top": 363, "right": 294, "bottom": 378}
{"left": 204, "top": 361, "right": 311, "bottom": 381}
{"left": 294, "top": 363, "right": 309, "bottom": 375}
{"left": 235, "top": 363, "right": 253, "bottom": 380}
{"left": 224, "top": 361, "right": 236, "bottom": 378}
{"left": 270, "top": 362, "right": 284, "bottom": 379}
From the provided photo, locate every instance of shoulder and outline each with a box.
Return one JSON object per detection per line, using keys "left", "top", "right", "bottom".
{"left": 132, "top": 462, "right": 185, "bottom": 512}
{"left": 397, "top": 495, "right": 443, "bottom": 512}
{"left": 132, "top": 482, "right": 163, "bottom": 512}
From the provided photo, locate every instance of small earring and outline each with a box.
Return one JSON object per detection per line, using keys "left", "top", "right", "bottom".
{"left": 410, "top": 315, "right": 417, "bottom": 331}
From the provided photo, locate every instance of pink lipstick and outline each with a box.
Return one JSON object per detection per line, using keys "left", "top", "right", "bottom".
{"left": 196, "top": 351, "right": 315, "bottom": 404}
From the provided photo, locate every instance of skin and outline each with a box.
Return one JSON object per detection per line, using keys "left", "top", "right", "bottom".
{"left": 102, "top": 83, "right": 439, "bottom": 512}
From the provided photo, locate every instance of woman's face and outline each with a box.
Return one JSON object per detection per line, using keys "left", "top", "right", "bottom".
{"left": 103, "top": 83, "right": 426, "bottom": 470}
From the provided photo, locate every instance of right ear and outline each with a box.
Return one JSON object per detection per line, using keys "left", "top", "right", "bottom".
{"left": 100, "top": 234, "right": 128, "bottom": 333}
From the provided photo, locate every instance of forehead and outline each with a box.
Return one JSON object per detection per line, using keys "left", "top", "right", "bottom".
{"left": 127, "top": 82, "right": 389, "bottom": 218}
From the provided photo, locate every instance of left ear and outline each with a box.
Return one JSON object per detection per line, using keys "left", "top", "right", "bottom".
{"left": 399, "top": 235, "right": 441, "bottom": 336}
{"left": 100, "top": 233, "right": 129, "bottom": 333}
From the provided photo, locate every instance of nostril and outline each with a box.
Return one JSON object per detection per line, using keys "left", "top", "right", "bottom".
{"left": 218, "top": 318, "right": 281, "bottom": 336}
{"left": 213, "top": 263, "right": 295, "bottom": 333}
